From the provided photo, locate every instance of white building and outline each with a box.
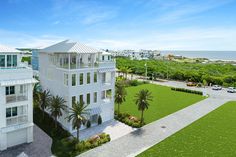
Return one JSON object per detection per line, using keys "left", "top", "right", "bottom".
{"left": 39, "top": 40, "right": 115, "bottom": 133}
{"left": 0, "top": 45, "right": 36, "bottom": 151}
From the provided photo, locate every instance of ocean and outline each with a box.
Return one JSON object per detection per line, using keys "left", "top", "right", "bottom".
{"left": 160, "top": 51, "right": 236, "bottom": 61}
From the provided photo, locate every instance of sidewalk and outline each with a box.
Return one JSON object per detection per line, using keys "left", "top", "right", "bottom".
{"left": 80, "top": 97, "right": 230, "bottom": 157}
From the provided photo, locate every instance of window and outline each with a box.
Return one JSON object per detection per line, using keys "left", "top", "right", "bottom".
{"left": 80, "top": 73, "right": 83, "bottom": 85}
{"left": 94, "top": 72, "right": 97, "bottom": 83}
{"left": 101, "top": 91, "right": 106, "bottom": 99}
{"left": 102, "top": 56, "right": 105, "bottom": 61}
{"left": 6, "top": 55, "right": 17, "bottom": 67}
{"left": 6, "top": 106, "right": 27, "bottom": 126}
{"left": 106, "top": 89, "right": 112, "bottom": 99}
{"left": 87, "top": 73, "right": 90, "bottom": 84}
{"left": 6, "top": 108, "right": 11, "bottom": 118}
{"left": 79, "top": 95, "right": 83, "bottom": 104}
{"left": 13, "top": 55, "right": 17, "bottom": 67}
{"left": 87, "top": 93, "right": 90, "bottom": 104}
{"left": 94, "top": 92, "right": 97, "bottom": 103}
{"left": 6, "top": 107, "right": 17, "bottom": 118}
{"left": 0, "top": 55, "right": 5, "bottom": 67}
{"left": 72, "top": 74, "right": 76, "bottom": 86}
{"left": 64, "top": 73, "right": 68, "bottom": 86}
{"left": 12, "top": 107, "right": 17, "bottom": 116}
{"left": 72, "top": 96, "right": 76, "bottom": 107}
{"left": 6, "top": 86, "right": 15, "bottom": 95}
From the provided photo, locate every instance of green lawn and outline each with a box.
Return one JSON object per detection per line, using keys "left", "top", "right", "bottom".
{"left": 138, "top": 101, "right": 236, "bottom": 157}
{"left": 116, "top": 84, "right": 205, "bottom": 124}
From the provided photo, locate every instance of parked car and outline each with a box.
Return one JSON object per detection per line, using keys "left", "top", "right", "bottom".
{"left": 187, "top": 82, "right": 197, "bottom": 87}
{"left": 212, "top": 85, "right": 222, "bottom": 90}
{"left": 227, "top": 87, "right": 236, "bottom": 93}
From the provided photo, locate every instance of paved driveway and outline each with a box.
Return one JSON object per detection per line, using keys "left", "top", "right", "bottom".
{"left": 0, "top": 125, "right": 52, "bottom": 157}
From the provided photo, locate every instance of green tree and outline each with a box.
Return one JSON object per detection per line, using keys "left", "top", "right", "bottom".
{"left": 115, "top": 82, "right": 127, "bottom": 115}
{"left": 33, "top": 82, "right": 40, "bottom": 106}
{"left": 134, "top": 89, "right": 153, "bottom": 125}
{"left": 67, "top": 101, "right": 89, "bottom": 142}
{"left": 48, "top": 95, "right": 67, "bottom": 128}
{"left": 39, "top": 90, "right": 51, "bottom": 119}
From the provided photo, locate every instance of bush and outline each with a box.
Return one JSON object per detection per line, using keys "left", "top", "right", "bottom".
{"left": 86, "top": 120, "right": 91, "bottom": 128}
{"left": 98, "top": 115, "right": 102, "bottom": 125}
{"left": 171, "top": 87, "right": 203, "bottom": 95}
{"left": 115, "top": 112, "right": 143, "bottom": 128}
{"left": 129, "top": 80, "right": 141, "bottom": 86}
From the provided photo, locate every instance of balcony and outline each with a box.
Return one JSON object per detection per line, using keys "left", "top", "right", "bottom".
{"left": 6, "top": 115, "right": 28, "bottom": 126}
{"left": 98, "top": 61, "right": 115, "bottom": 68}
{"left": 6, "top": 95, "right": 28, "bottom": 103}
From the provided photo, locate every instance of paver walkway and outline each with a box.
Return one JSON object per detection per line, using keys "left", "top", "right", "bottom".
{"left": 80, "top": 97, "right": 230, "bottom": 157}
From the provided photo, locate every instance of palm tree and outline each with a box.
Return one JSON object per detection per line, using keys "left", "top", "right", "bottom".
{"left": 120, "top": 67, "right": 132, "bottom": 79}
{"left": 67, "top": 101, "right": 90, "bottom": 142}
{"left": 134, "top": 89, "right": 153, "bottom": 125}
{"left": 115, "top": 82, "right": 127, "bottom": 115}
{"left": 33, "top": 82, "right": 40, "bottom": 106}
{"left": 48, "top": 95, "right": 67, "bottom": 128}
{"left": 38, "top": 90, "right": 51, "bottom": 119}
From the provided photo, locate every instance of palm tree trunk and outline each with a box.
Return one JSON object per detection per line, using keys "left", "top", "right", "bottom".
{"left": 77, "top": 127, "right": 80, "bottom": 142}
{"left": 55, "top": 117, "right": 57, "bottom": 128}
{"left": 118, "top": 104, "right": 120, "bottom": 115}
{"left": 141, "top": 110, "right": 144, "bottom": 125}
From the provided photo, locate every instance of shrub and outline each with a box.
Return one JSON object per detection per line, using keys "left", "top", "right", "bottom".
{"left": 86, "top": 120, "right": 91, "bottom": 128}
{"left": 129, "top": 80, "right": 140, "bottom": 86}
{"left": 171, "top": 87, "right": 203, "bottom": 95}
{"left": 98, "top": 115, "right": 102, "bottom": 125}
{"left": 115, "top": 112, "right": 144, "bottom": 128}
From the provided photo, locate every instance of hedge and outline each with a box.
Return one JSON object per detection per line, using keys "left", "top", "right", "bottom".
{"left": 171, "top": 87, "right": 203, "bottom": 95}
{"left": 114, "top": 112, "right": 144, "bottom": 128}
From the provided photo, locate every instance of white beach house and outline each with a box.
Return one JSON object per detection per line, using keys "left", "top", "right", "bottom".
{"left": 39, "top": 40, "right": 115, "bottom": 133}
{"left": 0, "top": 45, "right": 36, "bottom": 151}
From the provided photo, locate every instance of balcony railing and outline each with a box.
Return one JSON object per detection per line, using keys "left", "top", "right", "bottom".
{"left": 6, "top": 94, "right": 28, "bottom": 103}
{"left": 6, "top": 115, "right": 28, "bottom": 126}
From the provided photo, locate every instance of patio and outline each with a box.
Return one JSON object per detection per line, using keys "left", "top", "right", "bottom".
{"left": 75, "top": 120, "right": 136, "bottom": 141}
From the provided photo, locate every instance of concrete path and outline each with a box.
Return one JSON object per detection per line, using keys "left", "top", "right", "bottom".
{"left": 80, "top": 97, "right": 230, "bottom": 157}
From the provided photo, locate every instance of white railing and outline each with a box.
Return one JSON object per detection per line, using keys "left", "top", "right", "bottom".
{"left": 6, "top": 115, "right": 28, "bottom": 126}
{"left": 99, "top": 61, "right": 115, "bottom": 68}
{"left": 6, "top": 94, "right": 28, "bottom": 103}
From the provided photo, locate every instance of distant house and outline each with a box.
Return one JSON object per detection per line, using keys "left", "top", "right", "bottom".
{"left": 38, "top": 40, "right": 115, "bottom": 133}
{"left": 0, "top": 44, "right": 37, "bottom": 151}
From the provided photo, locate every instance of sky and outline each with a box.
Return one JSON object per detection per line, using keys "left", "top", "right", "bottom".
{"left": 0, "top": 0, "right": 236, "bottom": 50}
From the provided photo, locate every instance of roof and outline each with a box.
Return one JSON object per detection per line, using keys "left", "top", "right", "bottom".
{"left": 40, "top": 40, "right": 100, "bottom": 54}
{"left": 0, "top": 44, "right": 21, "bottom": 53}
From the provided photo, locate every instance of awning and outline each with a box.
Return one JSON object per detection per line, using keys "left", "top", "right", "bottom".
{"left": 98, "top": 68, "right": 115, "bottom": 73}
{"left": 89, "top": 107, "right": 102, "bottom": 116}
{"left": 0, "top": 78, "right": 38, "bottom": 86}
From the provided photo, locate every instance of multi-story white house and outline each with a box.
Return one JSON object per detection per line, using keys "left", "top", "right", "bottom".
{"left": 0, "top": 44, "right": 36, "bottom": 151}
{"left": 39, "top": 40, "right": 115, "bottom": 133}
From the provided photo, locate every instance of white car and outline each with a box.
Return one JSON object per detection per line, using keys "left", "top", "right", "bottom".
{"left": 212, "top": 85, "right": 222, "bottom": 90}
{"left": 227, "top": 87, "right": 236, "bottom": 93}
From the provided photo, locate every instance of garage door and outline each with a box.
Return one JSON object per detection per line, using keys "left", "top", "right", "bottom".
{"left": 7, "top": 128, "right": 27, "bottom": 148}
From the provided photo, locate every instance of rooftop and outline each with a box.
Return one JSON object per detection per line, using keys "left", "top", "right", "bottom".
{"left": 40, "top": 40, "right": 100, "bottom": 54}
{"left": 0, "top": 44, "right": 21, "bottom": 53}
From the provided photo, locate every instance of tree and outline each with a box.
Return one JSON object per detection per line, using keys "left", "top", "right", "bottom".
{"left": 48, "top": 95, "right": 67, "bottom": 128}
{"left": 120, "top": 67, "right": 132, "bottom": 79}
{"left": 38, "top": 90, "right": 51, "bottom": 119}
{"left": 33, "top": 82, "right": 40, "bottom": 106}
{"left": 67, "top": 101, "right": 89, "bottom": 142}
{"left": 134, "top": 89, "right": 153, "bottom": 125}
{"left": 115, "top": 82, "right": 127, "bottom": 115}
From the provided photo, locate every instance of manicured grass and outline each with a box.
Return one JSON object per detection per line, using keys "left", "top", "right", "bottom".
{"left": 138, "top": 101, "right": 236, "bottom": 157}
{"left": 116, "top": 84, "right": 205, "bottom": 124}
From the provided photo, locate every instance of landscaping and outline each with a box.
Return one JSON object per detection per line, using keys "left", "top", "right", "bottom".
{"left": 115, "top": 83, "right": 205, "bottom": 124}
{"left": 34, "top": 107, "right": 110, "bottom": 157}
{"left": 137, "top": 101, "right": 236, "bottom": 157}
{"left": 171, "top": 87, "right": 203, "bottom": 95}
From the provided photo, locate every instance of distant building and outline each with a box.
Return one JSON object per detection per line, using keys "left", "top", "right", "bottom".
{"left": 0, "top": 44, "right": 37, "bottom": 151}
{"left": 38, "top": 40, "right": 115, "bottom": 134}
{"left": 31, "top": 49, "right": 39, "bottom": 71}
{"left": 108, "top": 49, "right": 160, "bottom": 60}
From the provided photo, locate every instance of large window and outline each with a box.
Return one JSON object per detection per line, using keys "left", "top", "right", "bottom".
{"left": 6, "top": 86, "right": 15, "bottom": 95}
{"left": 0, "top": 55, "right": 5, "bottom": 67}
{"left": 94, "top": 92, "right": 97, "bottom": 103}
{"left": 80, "top": 73, "right": 83, "bottom": 85}
{"left": 6, "top": 106, "right": 27, "bottom": 126}
{"left": 72, "top": 74, "right": 76, "bottom": 86}
{"left": 87, "top": 73, "right": 90, "bottom": 84}
{"left": 87, "top": 93, "right": 90, "bottom": 105}
{"left": 64, "top": 73, "right": 69, "bottom": 86}
{"left": 79, "top": 95, "right": 83, "bottom": 104}
{"left": 72, "top": 96, "right": 76, "bottom": 107}
{"left": 7, "top": 55, "right": 17, "bottom": 67}
{"left": 94, "top": 72, "right": 97, "bottom": 83}
{"left": 6, "top": 107, "right": 17, "bottom": 118}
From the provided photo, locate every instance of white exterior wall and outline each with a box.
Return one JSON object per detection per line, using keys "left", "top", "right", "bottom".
{"left": 0, "top": 53, "right": 34, "bottom": 151}
{"left": 39, "top": 52, "right": 115, "bottom": 133}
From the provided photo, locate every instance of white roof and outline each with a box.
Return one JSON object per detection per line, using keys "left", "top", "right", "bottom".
{"left": 0, "top": 44, "right": 21, "bottom": 53}
{"left": 40, "top": 40, "right": 100, "bottom": 54}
